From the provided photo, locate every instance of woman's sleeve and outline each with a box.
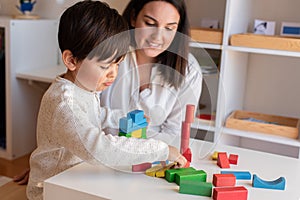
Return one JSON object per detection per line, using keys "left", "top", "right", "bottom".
{"left": 149, "top": 54, "right": 203, "bottom": 146}
{"left": 51, "top": 101, "right": 169, "bottom": 167}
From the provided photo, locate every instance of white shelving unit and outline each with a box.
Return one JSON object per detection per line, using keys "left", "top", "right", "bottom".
{"left": 187, "top": 0, "right": 300, "bottom": 158}
{"left": 0, "top": 16, "right": 58, "bottom": 160}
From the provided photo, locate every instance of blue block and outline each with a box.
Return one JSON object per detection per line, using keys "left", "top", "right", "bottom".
{"left": 252, "top": 174, "right": 285, "bottom": 190}
{"left": 221, "top": 171, "right": 251, "bottom": 180}
{"left": 119, "top": 117, "right": 133, "bottom": 133}
{"left": 127, "top": 110, "right": 145, "bottom": 124}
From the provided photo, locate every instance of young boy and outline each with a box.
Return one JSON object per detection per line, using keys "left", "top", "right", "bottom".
{"left": 26, "top": 1, "right": 186, "bottom": 199}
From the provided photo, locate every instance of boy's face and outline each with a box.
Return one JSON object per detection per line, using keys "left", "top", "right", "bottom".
{"left": 74, "top": 56, "right": 120, "bottom": 92}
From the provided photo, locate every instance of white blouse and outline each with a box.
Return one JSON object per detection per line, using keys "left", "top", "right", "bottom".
{"left": 27, "top": 77, "right": 169, "bottom": 200}
{"left": 101, "top": 49, "right": 202, "bottom": 147}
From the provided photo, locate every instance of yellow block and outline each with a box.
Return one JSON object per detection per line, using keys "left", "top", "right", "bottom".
{"left": 131, "top": 129, "right": 142, "bottom": 138}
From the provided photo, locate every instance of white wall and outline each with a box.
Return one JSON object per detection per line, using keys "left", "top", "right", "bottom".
{"left": 0, "top": 0, "right": 130, "bottom": 19}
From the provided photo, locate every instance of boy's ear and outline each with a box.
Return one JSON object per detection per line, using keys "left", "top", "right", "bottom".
{"left": 62, "top": 50, "right": 77, "bottom": 71}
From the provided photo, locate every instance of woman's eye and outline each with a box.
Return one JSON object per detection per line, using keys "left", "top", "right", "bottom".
{"left": 145, "top": 21, "right": 156, "bottom": 26}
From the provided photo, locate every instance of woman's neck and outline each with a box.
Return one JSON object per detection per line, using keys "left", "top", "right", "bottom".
{"left": 135, "top": 49, "right": 155, "bottom": 66}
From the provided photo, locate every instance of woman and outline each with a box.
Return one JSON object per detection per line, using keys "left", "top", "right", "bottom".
{"left": 101, "top": 0, "right": 202, "bottom": 146}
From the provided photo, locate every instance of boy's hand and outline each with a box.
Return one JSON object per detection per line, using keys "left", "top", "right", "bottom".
{"left": 167, "top": 145, "right": 187, "bottom": 168}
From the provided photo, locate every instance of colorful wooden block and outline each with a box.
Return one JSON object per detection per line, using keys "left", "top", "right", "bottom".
{"left": 175, "top": 170, "right": 206, "bottom": 185}
{"left": 145, "top": 164, "right": 164, "bottom": 177}
{"left": 213, "top": 186, "right": 248, "bottom": 200}
{"left": 179, "top": 180, "right": 212, "bottom": 197}
{"left": 252, "top": 174, "right": 286, "bottom": 190}
{"left": 185, "top": 104, "right": 195, "bottom": 123}
{"left": 217, "top": 152, "right": 230, "bottom": 168}
{"left": 165, "top": 167, "right": 196, "bottom": 182}
{"left": 221, "top": 171, "right": 251, "bottom": 180}
{"left": 212, "top": 151, "right": 218, "bottom": 160}
{"left": 155, "top": 162, "right": 177, "bottom": 178}
{"left": 119, "top": 110, "right": 148, "bottom": 133}
{"left": 213, "top": 174, "right": 236, "bottom": 187}
{"left": 132, "top": 163, "right": 152, "bottom": 172}
{"left": 183, "top": 147, "right": 192, "bottom": 162}
{"left": 229, "top": 154, "right": 238, "bottom": 165}
{"left": 131, "top": 129, "right": 142, "bottom": 138}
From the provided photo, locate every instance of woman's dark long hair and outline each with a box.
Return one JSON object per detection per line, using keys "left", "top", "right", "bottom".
{"left": 123, "top": 0, "right": 190, "bottom": 89}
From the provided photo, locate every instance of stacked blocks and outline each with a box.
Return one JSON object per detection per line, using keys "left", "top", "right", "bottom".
{"left": 119, "top": 110, "right": 148, "bottom": 139}
{"left": 180, "top": 104, "right": 195, "bottom": 165}
{"left": 165, "top": 167, "right": 212, "bottom": 197}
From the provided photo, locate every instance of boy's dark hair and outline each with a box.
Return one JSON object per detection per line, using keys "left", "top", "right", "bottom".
{"left": 123, "top": 0, "right": 190, "bottom": 89}
{"left": 58, "top": 0, "right": 130, "bottom": 63}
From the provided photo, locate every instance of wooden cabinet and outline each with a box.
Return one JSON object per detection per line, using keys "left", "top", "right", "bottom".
{"left": 0, "top": 16, "right": 58, "bottom": 159}
{"left": 187, "top": 0, "right": 300, "bottom": 158}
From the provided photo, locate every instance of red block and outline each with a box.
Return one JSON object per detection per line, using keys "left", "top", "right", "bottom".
{"left": 183, "top": 148, "right": 192, "bottom": 162}
{"left": 132, "top": 163, "right": 152, "bottom": 172}
{"left": 213, "top": 174, "right": 236, "bottom": 187}
{"left": 184, "top": 161, "right": 190, "bottom": 168}
{"left": 213, "top": 186, "right": 248, "bottom": 200}
{"left": 217, "top": 152, "right": 230, "bottom": 168}
{"left": 229, "top": 154, "right": 238, "bottom": 165}
{"left": 185, "top": 104, "right": 195, "bottom": 123}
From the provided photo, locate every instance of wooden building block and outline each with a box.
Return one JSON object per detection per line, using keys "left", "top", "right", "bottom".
{"left": 145, "top": 164, "right": 163, "bottom": 177}
{"left": 175, "top": 170, "right": 206, "bottom": 185}
{"left": 165, "top": 167, "right": 196, "bottom": 182}
{"left": 185, "top": 104, "right": 195, "bottom": 123}
{"left": 183, "top": 148, "right": 192, "bottom": 162}
{"left": 213, "top": 186, "right": 248, "bottom": 200}
{"left": 179, "top": 180, "right": 212, "bottom": 197}
{"left": 212, "top": 151, "right": 219, "bottom": 160}
{"left": 217, "top": 152, "right": 230, "bottom": 168}
{"left": 252, "top": 174, "right": 285, "bottom": 190}
{"left": 155, "top": 162, "right": 177, "bottom": 178}
{"left": 213, "top": 174, "right": 236, "bottom": 187}
{"left": 131, "top": 129, "right": 142, "bottom": 138}
{"left": 191, "top": 28, "right": 223, "bottom": 44}
{"left": 132, "top": 163, "right": 152, "bottom": 172}
{"left": 229, "top": 154, "right": 238, "bottom": 165}
{"left": 221, "top": 171, "right": 251, "bottom": 180}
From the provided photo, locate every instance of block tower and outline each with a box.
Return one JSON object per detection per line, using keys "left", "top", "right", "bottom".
{"left": 119, "top": 110, "right": 148, "bottom": 138}
{"left": 180, "top": 104, "right": 195, "bottom": 166}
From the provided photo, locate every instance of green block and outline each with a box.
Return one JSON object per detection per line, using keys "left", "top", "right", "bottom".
{"left": 119, "top": 132, "right": 131, "bottom": 137}
{"left": 179, "top": 180, "right": 212, "bottom": 197}
{"left": 141, "top": 127, "right": 147, "bottom": 139}
{"left": 165, "top": 167, "right": 196, "bottom": 183}
{"left": 175, "top": 170, "right": 207, "bottom": 185}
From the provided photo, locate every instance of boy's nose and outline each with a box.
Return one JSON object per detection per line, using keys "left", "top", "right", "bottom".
{"left": 107, "top": 64, "right": 118, "bottom": 78}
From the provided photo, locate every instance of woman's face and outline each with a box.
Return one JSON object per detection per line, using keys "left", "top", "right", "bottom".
{"left": 132, "top": 1, "right": 180, "bottom": 58}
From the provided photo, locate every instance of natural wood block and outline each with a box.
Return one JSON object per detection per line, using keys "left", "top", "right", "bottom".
{"left": 225, "top": 110, "right": 300, "bottom": 139}
{"left": 230, "top": 33, "right": 300, "bottom": 52}
{"left": 190, "top": 28, "right": 223, "bottom": 44}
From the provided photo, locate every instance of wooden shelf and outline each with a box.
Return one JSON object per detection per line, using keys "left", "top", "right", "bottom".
{"left": 230, "top": 33, "right": 300, "bottom": 52}
{"left": 190, "top": 28, "right": 223, "bottom": 45}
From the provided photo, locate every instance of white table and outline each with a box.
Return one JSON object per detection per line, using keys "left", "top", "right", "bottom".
{"left": 44, "top": 139, "right": 300, "bottom": 200}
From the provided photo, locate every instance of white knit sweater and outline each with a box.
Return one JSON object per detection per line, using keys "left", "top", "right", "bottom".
{"left": 26, "top": 77, "right": 169, "bottom": 200}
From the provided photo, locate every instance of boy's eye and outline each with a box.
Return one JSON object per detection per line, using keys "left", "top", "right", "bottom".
{"left": 99, "top": 65, "right": 110, "bottom": 70}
